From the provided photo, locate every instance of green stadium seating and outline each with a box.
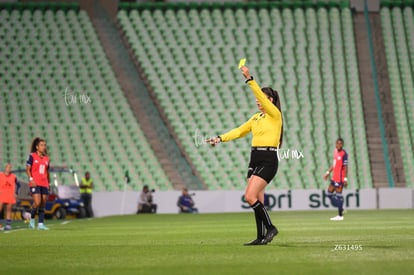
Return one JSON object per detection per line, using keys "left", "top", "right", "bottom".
{"left": 0, "top": 7, "right": 171, "bottom": 191}
{"left": 381, "top": 6, "right": 414, "bottom": 187}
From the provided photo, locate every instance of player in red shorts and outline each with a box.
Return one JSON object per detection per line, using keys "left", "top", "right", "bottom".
{"left": 0, "top": 163, "right": 17, "bottom": 231}
{"left": 323, "top": 138, "right": 348, "bottom": 221}
{"left": 26, "top": 137, "right": 50, "bottom": 230}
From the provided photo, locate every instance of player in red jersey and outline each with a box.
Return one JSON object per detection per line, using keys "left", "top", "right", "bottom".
{"left": 323, "top": 138, "right": 348, "bottom": 221}
{"left": 26, "top": 137, "right": 50, "bottom": 230}
{"left": 0, "top": 163, "right": 17, "bottom": 231}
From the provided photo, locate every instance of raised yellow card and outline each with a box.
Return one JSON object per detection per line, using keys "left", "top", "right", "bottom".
{"left": 238, "top": 58, "right": 246, "bottom": 69}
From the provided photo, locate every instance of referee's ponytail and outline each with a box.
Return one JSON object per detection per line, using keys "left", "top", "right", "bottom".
{"left": 262, "top": 87, "right": 284, "bottom": 148}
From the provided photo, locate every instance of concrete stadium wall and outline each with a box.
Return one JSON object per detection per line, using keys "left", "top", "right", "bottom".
{"left": 91, "top": 188, "right": 414, "bottom": 217}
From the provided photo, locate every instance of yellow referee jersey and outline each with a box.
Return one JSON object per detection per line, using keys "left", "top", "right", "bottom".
{"left": 220, "top": 80, "right": 283, "bottom": 147}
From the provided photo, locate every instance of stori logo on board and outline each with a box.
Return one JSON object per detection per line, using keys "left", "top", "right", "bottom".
{"left": 241, "top": 191, "right": 293, "bottom": 209}
{"left": 309, "top": 190, "right": 360, "bottom": 208}
{"left": 241, "top": 190, "right": 360, "bottom": 209}
{"left": 241, "top": 192, "right": 293, "bottom": 209}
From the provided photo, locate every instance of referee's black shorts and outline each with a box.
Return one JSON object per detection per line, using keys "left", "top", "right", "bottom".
{"left": 247, "top": 147, "right": 279, "bottom": 183}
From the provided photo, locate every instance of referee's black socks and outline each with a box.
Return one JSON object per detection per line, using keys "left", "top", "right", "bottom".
{"left": 251, "top": 200, "right": 274, "bottom": 231}
{"left": 254, "top": 210, "right": 265, "bottom": 239}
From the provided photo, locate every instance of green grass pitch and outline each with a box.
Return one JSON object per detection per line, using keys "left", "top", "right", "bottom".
{"left": 1, "top": 210, "right": 413, "bottom": 275}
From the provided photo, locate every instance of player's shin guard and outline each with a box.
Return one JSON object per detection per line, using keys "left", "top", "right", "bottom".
{"left": 38, "top": 208, "right": 45, "bottom": 223}
{"left": 31, "top": 207, "right": 38, "bottom": 219}
{"left": 327, "top": 192, "right": 339, "bottom": 207}
{"left": 336, "top": 195, "right": 344, "bottom": 216}
{"left": 251, "top": 200, "right": 274, "bottom": 230}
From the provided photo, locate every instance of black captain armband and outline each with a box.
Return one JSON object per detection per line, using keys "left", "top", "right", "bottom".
{"left": 245, "top": 76, "right": 254, "bottom": 83}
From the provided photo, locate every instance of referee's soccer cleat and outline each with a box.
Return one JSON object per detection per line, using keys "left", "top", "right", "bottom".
{"left": 263, "top": 226, "right": 278, "bottom": 244}
{"left": 244, "top": 238, "right": 267, "bottom": 246}
{"left": 29, "top": 219, "right": 35, "bottom": 229}
{"left": 330, "top": 215, "right": 344, "bottom": 221}
{"left": 38, "top": 224, "right": 49, "bottom": 230}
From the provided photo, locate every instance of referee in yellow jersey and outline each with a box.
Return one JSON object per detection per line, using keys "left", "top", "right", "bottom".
{"left": 208, "top": 66, "right": 283, "bottom": 245}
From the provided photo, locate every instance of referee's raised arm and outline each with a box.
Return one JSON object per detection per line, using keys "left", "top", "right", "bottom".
{"left": 241, "top": 66, "right": 281, "bottom": 119}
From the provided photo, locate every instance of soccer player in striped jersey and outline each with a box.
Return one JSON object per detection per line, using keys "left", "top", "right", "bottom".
{"left": 323, "top": 138, "right": 348, "bottom": 221}
{"left": 208, "top": 65, "right": 283, "bottom": 245}
{"left": 26, "top": 137, "right": 50, "bottom": 230}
